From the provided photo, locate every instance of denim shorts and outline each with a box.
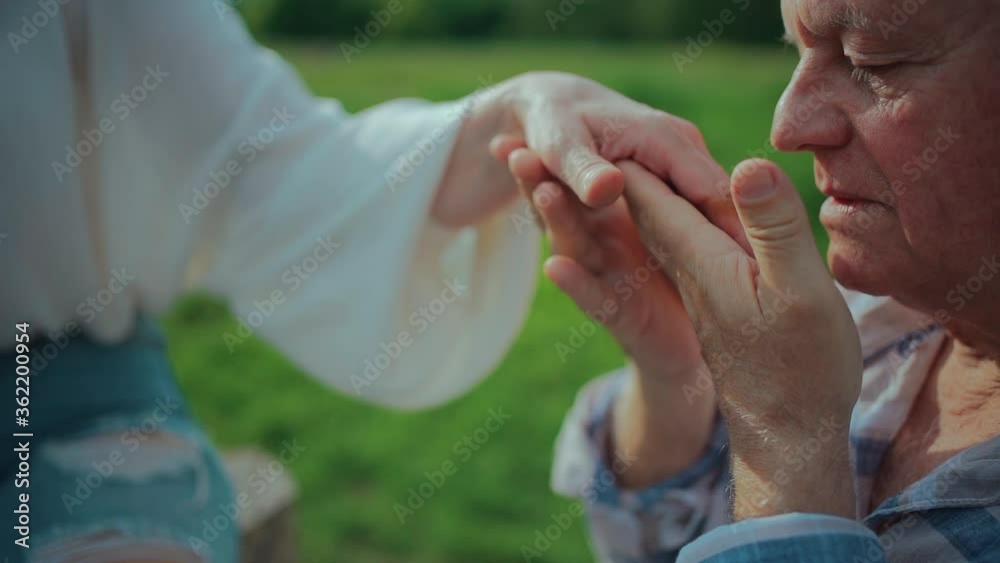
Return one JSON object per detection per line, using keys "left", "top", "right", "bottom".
{"left": 2, "top": 318, "right": 238, "bottom": 562}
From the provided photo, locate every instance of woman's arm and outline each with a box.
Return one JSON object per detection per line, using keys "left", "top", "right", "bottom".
{"left": 76, "top": 1, "right": 539, "bottom": 408}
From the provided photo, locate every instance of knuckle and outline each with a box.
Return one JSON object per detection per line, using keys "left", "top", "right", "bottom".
{"left": 650, "top": 112, "right": 707, "bottom": 151}
{"left": 651, "top": 112, "right": 680, "bottom": 136}
{"left": 677, "top": 119, "right": 706, "bottom": 147}
{"left": 744, "top": 214, "right": 807, "bottom": 244}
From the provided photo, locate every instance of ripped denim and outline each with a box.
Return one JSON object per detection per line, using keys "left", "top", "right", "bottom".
{"left": 2, "top": 318, "right": 238, "bottom": 563}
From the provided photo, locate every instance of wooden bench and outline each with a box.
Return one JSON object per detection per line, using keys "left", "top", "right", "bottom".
{"left": 223, "top": 449, "right": 299, "bottom": 563}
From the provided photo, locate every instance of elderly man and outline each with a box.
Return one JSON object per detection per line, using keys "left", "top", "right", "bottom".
{"left": 501, "top": 0, "right": 1000, "bottom": 561}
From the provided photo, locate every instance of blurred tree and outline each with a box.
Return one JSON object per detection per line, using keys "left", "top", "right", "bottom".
{"left": 670, "top": 0, "right": 783, "bottom": 44}
{"left": 261, "top": 0, "right": 372, "bottom": 37}
{"left": 238, "top": 0, "right": 784, "bottom": 44}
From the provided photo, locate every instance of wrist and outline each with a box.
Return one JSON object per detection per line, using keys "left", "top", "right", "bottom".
{"left": 609, "top": 364, "right": 717, "bottom": 489}
{"left": 726, "top": 416, "right": 855, "bottom": 520}
{"left": 466, "top": 75, "right": 523, "bottom": 140}
{"left": 432, "top": 77, "right": 523, "bottom": 227}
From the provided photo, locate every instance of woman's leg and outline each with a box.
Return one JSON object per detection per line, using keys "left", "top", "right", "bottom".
{"left": 3, "top": 318, "right": 239, "bottom": 563}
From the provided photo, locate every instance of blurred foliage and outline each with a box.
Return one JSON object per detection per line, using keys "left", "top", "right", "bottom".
{"left": 233, "top": 0, "right": 784, "bottom": 43}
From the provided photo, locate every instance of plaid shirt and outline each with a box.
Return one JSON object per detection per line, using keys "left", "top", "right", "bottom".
{"left": 551, "top": 287, "right": 1000, "bottom": 562}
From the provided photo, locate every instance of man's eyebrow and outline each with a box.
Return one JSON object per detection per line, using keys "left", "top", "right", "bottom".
{"left": 781, "top": 6, "right": 877, "bottom": 47}
{"left": 836, "top": 6, "right": 876, "bottom": 33}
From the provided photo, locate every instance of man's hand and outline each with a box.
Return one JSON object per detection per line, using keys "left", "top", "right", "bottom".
{"left": 620, "top": 158, "right": 863, "bottom": 519}
{"left": 506, "top": 147, "right": 717, "bottom": 488}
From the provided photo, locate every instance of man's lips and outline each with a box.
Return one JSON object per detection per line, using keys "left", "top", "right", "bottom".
{"left": 819, "top": 183, "right": 889, "bottom": 223}
{"left": 819, "top": 185, "right": 878, "bottom": 204}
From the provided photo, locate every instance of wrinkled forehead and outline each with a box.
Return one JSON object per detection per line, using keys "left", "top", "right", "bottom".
{"left": 780, "top": 0, "right": 974, "bottom": 43}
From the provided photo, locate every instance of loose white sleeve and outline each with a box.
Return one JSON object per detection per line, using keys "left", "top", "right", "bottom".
{"left": 0, "top": 1, "right": 540, "bottom": 409}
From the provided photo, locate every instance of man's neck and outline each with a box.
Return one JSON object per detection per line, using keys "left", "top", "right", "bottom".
{"left": 930, "top": 323, "right": 1000, "bottom": 436}
{"left": 869, "top": 315, "right": 1000, "bottom": 510}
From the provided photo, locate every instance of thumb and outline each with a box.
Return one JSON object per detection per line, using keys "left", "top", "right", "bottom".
{"left": 731, "top": 159, "right": 826, "bottom": 288}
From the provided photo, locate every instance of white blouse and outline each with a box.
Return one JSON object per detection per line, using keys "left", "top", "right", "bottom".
{"left": 0, "top": 0, "right": 540, "bottom": 409}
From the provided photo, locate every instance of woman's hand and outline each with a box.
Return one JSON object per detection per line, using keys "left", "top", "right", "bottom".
{"left": 620, "top": 158, "right": 863, "bottom": 519}
{"left": 433, "top": 71, "right": 745, "bottom": 248}
{"left": 507, "top": 147, "right": 718, "bottom": 488}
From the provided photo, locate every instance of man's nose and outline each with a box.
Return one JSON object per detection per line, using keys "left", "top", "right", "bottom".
{"left": 771, "top": 63, "right": 850, "bottom": 152}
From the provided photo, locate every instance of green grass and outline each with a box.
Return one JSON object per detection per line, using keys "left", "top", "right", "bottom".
{"left": 163, "top": 41, "right": 824, "bottom": 563}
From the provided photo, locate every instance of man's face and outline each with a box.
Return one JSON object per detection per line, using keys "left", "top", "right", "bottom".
{"left": 775, "top": 0, "right": 1000, "bottom": 318}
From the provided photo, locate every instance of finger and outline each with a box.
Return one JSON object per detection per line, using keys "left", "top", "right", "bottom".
{"left": 508, "top": 148, "right": 551, "bottom": 188}
{"left": 619, "top": 161, "right": 741, "bottom": 285}
{"left": 533, "top": 181, "right": 602, "bottom": 272}
{"left": 508, "top": 148, "right": 557, "bottom": 230}
{"left": 544, "top": 255, "right": 612, "bottom": 321}
{"left": 730, "top": 159, "right": 828, "bottom": 290}
{"left": 632, "top": 121, "right": 751, "bottom": 253}
{"left": 489, "top": 133, "right": 527, "bottom": 162}
{"left": 663, "top": 114, "right": 710, "bottom": 154}
{"left": 531, "top": 118, "right": 624, "bottom": 208}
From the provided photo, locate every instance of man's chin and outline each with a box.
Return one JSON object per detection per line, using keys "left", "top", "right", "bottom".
{"left": 826, "top": 242, "right": 894, "bottom": 297}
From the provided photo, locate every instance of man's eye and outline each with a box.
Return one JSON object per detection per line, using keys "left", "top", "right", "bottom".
{"left": 850, "top": 65, "right": 877, "bottom": 84}
{"left": 849, "top": 62, "right": 902, "bottom": 88}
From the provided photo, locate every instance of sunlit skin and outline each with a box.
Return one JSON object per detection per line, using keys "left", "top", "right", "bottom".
{"left": 777, "top": 0, "right": 1000, "bottom": 325}
{"left": 433, "top": 71, "right": 744, "bottom": 231}
{"left": 504, "top": 0, "right": 1000, "bottom": 521}
{"left": 778, "top": 0, "right": 1000, "bottom": 509}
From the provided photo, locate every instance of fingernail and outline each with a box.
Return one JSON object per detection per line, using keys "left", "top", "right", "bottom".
{"left": 737, "top": 167, "right": 776, "bottom": 202}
